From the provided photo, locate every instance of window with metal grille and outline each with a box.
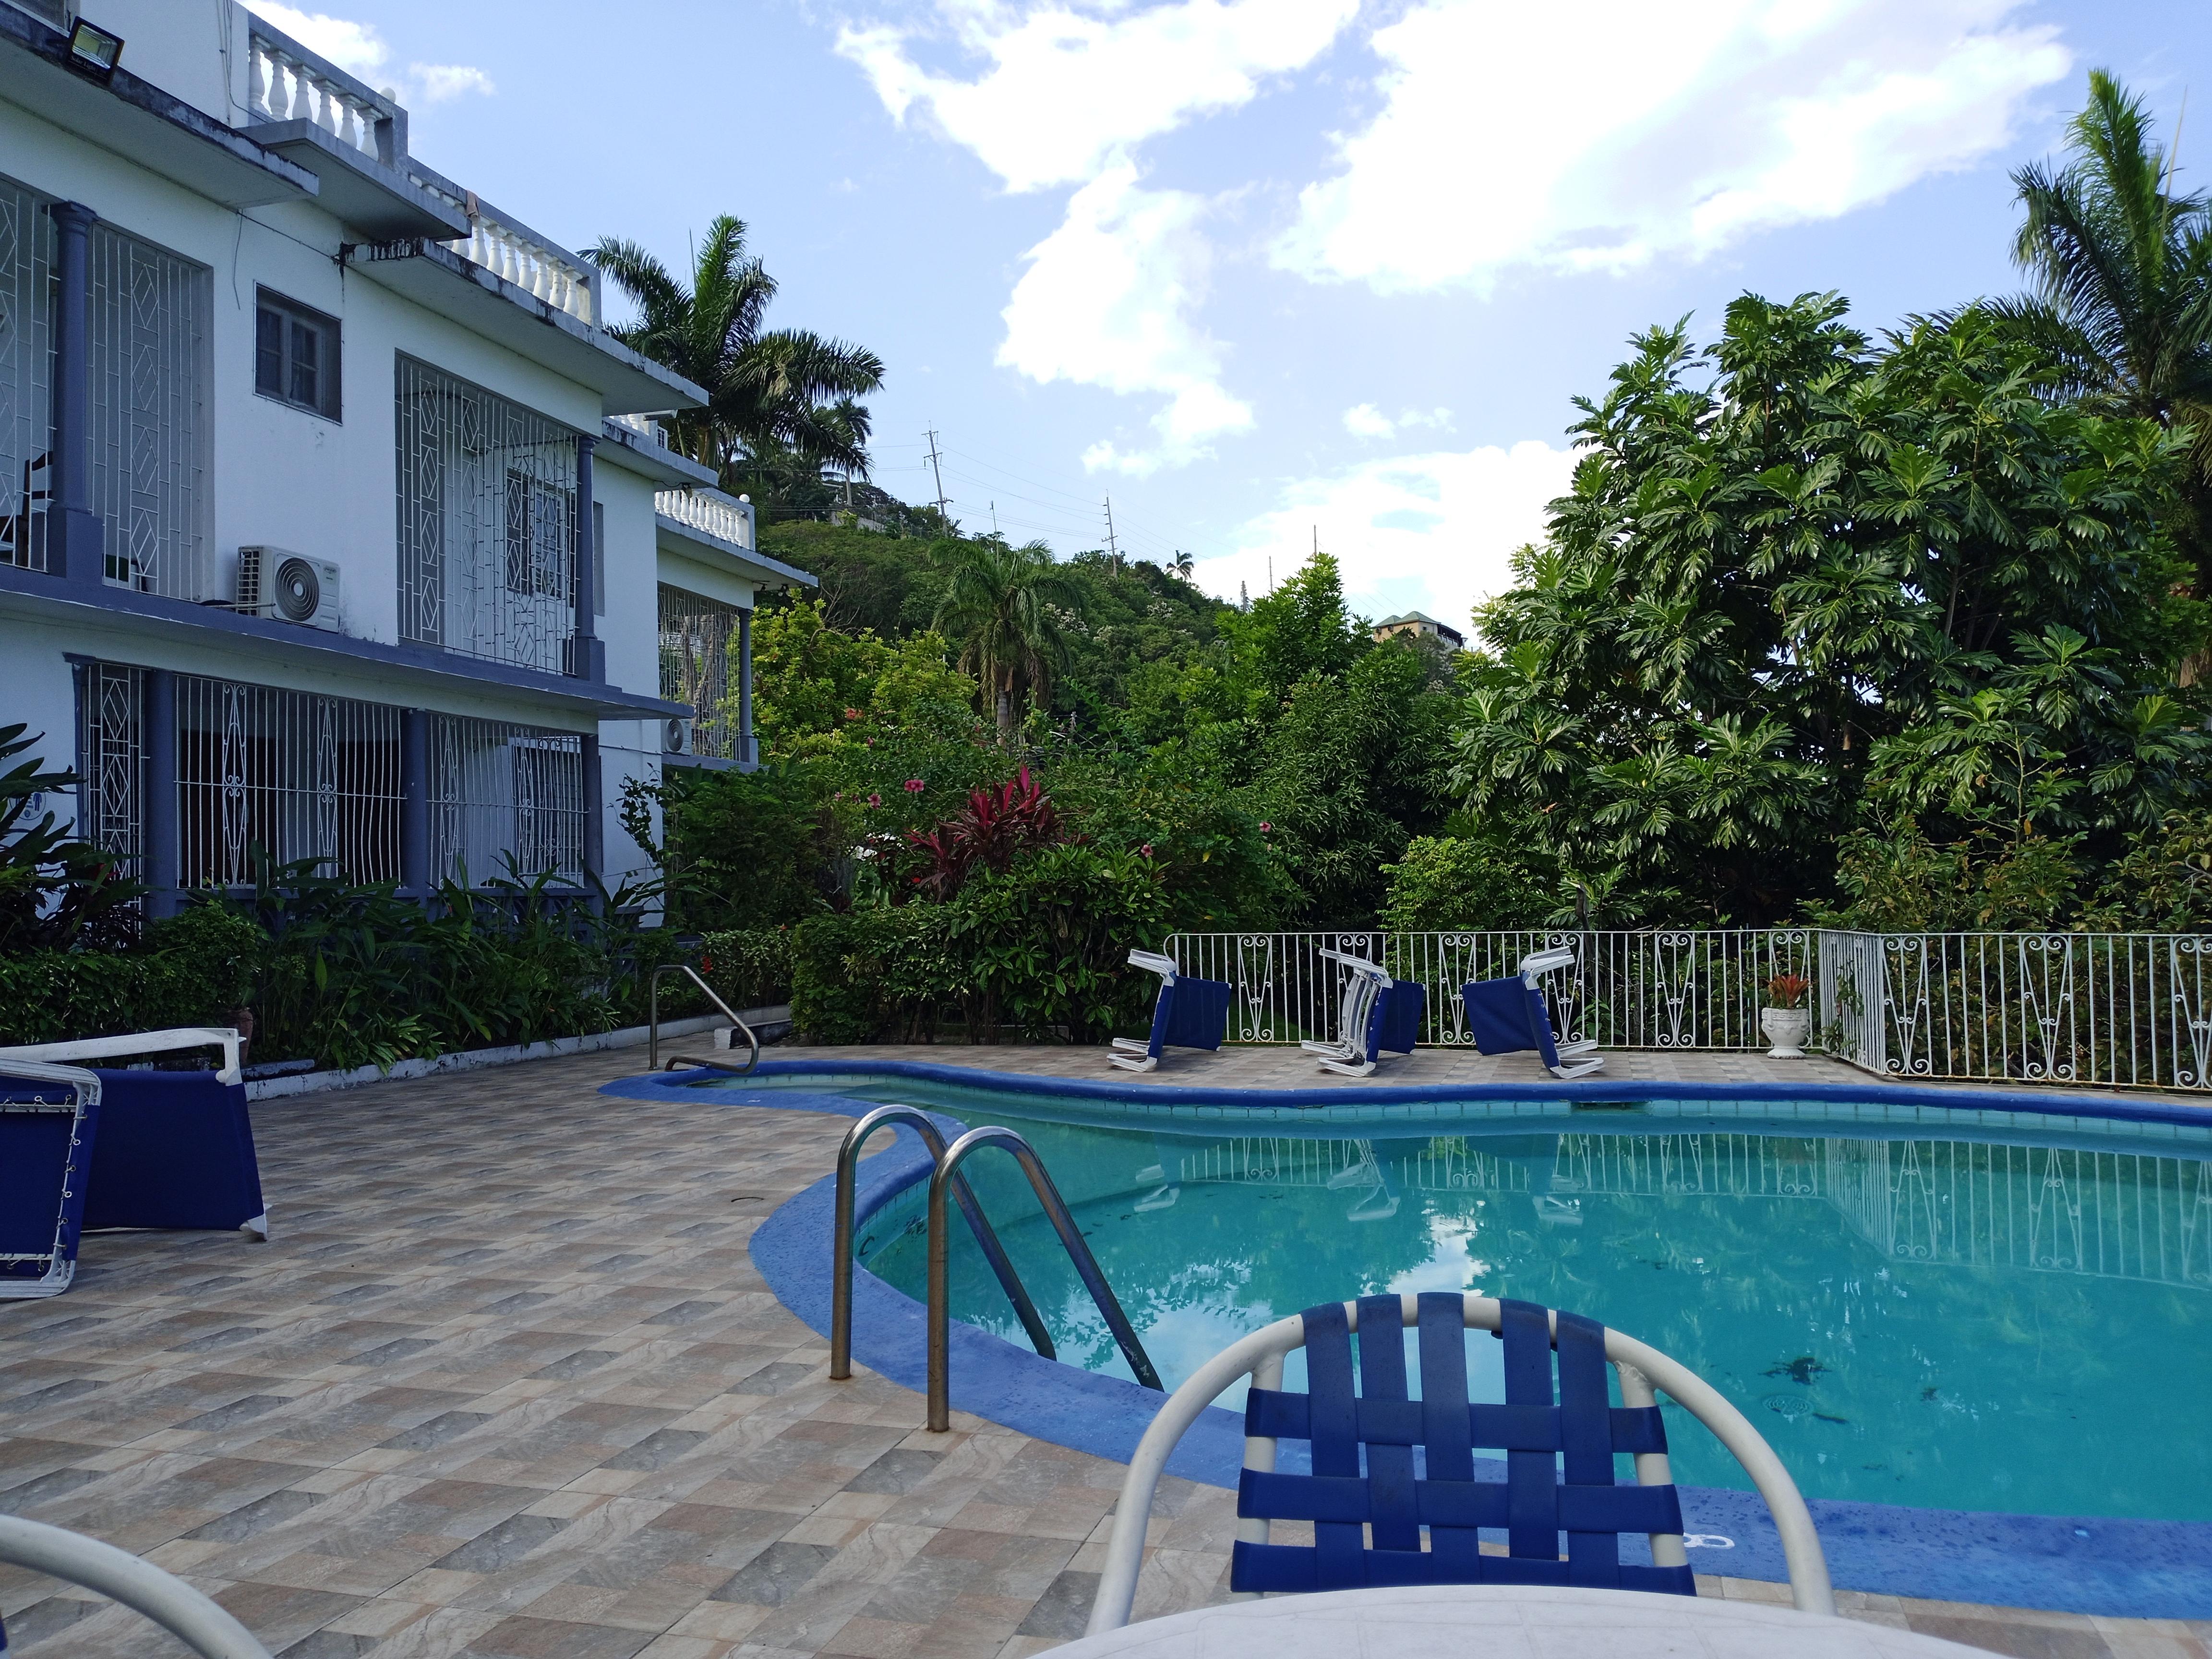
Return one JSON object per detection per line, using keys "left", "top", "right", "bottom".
{"left": 0, "top": 175, "right": 55, "bottom": 575}
{"left": 395, "top": 356, "right": 578, "bottom": 673}
{"left": 658, "top": 584, "right": 741, "bottom": 758}
{"left": 88, "top": 219, "right": 210, "bottom": 597}
{"left": 76, "top": 661, "right": 144, "bottom": 883}
{"left": 176, "top": 676, "right": 403, "bottom": 887}
{"left": 429, "top": 714, "right": 586, "bottom": 885}
{"left": 254, "top": 288, "right": 341, "bottom": 420}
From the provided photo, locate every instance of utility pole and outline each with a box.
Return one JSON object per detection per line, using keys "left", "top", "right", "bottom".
{"left": 924, "top": 427, "right": 950, "bottom": 522}
{"left": 991, "top": 501, "right": 999, "bottom": 538}
{"left": 1102, "top": 495, "right": 1120, "bottom": 575}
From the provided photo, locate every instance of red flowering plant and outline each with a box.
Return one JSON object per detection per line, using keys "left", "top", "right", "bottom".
{"left": 1765, "top": 973, "right": 1809, "bottom": 1010}
{"left": 904, "top": 766, "right": 1070, "bottom": 901}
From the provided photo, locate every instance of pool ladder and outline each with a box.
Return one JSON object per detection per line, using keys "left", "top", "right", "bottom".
{"left": 647, "top": 964, "right": 761, "bottom": 1075}
{"left": 828, "top": 1106, "right": 1164, "bottom": 1431}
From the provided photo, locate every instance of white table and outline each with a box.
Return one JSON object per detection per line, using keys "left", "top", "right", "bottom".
{"left": 1052, "top": 1585, "right": 1993, "bottom": 1659}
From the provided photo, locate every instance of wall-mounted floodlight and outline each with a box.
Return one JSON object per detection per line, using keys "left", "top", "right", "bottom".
{"left": 66, "top": 19, "right": 124, "bottom": 82}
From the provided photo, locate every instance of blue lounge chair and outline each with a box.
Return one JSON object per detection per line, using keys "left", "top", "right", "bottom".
{"left": 0, "top": 1028, "right": 269, "bottom": 1247}
{"left": 1304, "top": 950, "right": 1424, "bottom": 1078}
{"left": 1111, "top": 950, "right": 1236, "bottom": 1073}
{"left": 0, "top": 1060, "right": 100, "bottom": 1300}
{"left": 1086, "top": 1291, "right": 1833, "bottom": 1632}
{"left": 1462, "top": 946, "right": 1604, "bottom": 1079}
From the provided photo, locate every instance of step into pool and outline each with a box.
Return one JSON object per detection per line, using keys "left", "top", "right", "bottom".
{"left": 845, "top": 1092, "right": 2212, "bottom": 1524}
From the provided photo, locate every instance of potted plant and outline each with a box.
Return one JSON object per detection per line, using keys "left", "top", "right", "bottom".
{"left": 1760, "top": 973, "right": 1811, "bottom": 1057}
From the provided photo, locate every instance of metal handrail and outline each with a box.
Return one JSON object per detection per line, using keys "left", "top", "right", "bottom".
{"left": 829, "top": 1106, "right": 1055, "bottom": 1377}
{"left": 927, "top": 1125, "right": 1163, "bottom": 1431}
{"left": 0, "top": 1514, "right": 273, "bottom": 1658}
{"left": 649, "top": 963, "right": 760, "bottom": 1075}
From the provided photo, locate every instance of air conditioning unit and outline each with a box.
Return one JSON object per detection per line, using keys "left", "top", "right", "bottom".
{"left": 237, "top": 546, "right": 341, "bottom": 631}
{"left": 664, "top": 717, "right": 690, "bottom": 754}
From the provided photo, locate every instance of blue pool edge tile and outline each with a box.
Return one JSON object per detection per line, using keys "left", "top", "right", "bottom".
{"left": 601, "top": 1067, "right": 2212, "bottom": 1619}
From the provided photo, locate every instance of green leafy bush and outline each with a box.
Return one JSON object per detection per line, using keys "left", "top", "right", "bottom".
{"left": 791, "top": 906, "right": 961, "bottom": 1042}
{"left": 697, "top": 926, "right": 796, "bottom": 1009}
{"left": 1380, "top": 837, "right": 1560, "bottom": 930}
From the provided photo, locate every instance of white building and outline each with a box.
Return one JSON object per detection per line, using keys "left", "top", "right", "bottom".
{"left": 0, "top": 0, "right": 813, "bottom": 912}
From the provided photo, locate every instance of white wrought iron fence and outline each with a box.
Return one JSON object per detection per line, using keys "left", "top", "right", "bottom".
{"left": 1163, "top": 928, "right": 2212, "bottom": 1093}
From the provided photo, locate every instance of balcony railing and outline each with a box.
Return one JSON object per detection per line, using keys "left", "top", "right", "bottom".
{"left": 658, "top": 487, "right": 755, "bottom": 552}
{"left": 1162, "top": 928, "right": 2212, "bottom": 1094}
{"left": 407, "top": 173, "right": 597, "bottom": 325}
{"left": 244, "top": 18, "right": 398, "bottom": 163}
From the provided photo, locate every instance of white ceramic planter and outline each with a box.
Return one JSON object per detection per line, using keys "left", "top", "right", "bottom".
{"left": 1759, "top": 1007, "right": 1811, "bottom": 1058}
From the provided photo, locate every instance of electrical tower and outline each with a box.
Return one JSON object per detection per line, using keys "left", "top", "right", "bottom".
{"left": 1103, "top": 494, "right": 1120, "bottom": 574}
{"left": 924, "top": 427, "right": 951, "bottom": 521}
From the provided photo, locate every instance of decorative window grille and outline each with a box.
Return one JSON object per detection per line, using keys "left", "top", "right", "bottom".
{"left": 0, "top": 175, "right": 54, "bottom": 574}
{"left": 658, "top": 584, "right": 742, "bottom": 758}
{"left": 428, "top": 714, "right": 585, "bottom": 885}
{"left": 395, "top": 357, "right": 577, "bottom": 673}
{"left": 87, "top": 221, "right": 209, "bottom": 597}
{"left": 175, "top": 676, "right": 403, "bottom": 887}
{"left": 76, "top": 661, "right": 144, "bottom": 882}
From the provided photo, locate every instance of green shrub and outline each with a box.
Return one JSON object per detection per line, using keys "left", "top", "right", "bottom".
{"left": 1379, "top": 836, "right": 1559, "bottom": 930}
{"left": 791, "top": 907, "right": 960, "bottom": 1042}
{"left": 697, "top": 926, "right": 796, "bottom": 1009}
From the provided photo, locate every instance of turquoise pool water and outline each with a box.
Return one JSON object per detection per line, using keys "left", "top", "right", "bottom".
{"left": 849, "top": 1094, "right": 2212, "bottom": 1522}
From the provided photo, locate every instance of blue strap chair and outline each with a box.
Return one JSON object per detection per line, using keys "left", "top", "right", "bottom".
{"left": 1111, "top": 950, "right": 1236, "bottom": 1073}
{"left": 1462, "top": 946, "right": 1604, "bottom": 1079}
{"left": 0, "top": 1060, "right": 100, "bottom": 1300}
{"left": 1304, "top": 951, "right": 1423, "bottom": 1078}
{"left": 1088, "top": 1291, "right": 1832, "bottom": 1633}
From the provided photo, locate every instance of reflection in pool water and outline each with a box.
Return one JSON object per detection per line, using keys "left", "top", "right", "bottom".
{"left": 855, "top": 1107, "right": 2212, "bottom": 1522}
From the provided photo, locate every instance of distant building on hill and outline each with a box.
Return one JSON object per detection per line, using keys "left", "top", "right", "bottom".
{"left": 1372, "top": 611, "right": 1466, "bottom": 649}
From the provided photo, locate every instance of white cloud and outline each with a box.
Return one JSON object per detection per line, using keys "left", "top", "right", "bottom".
{"left": 1276, "top": 0, "right": 2069, "bottom": 292}
{"left": 1198, "top": 440, "right": 1580, "bottom": 630}
{"left": 410, "top": 63, "right": 496, "bottom": 102}
{"left": 998, "top": 164, "right": 1252, "bottom": 475}
{"left": 248, "top": 6, "right": 494, "bottom": 105}
{"left": 836, "top": 0, "right": 1358, "bottom": 193}
{"left": 1343, "top": 403, "right": 1453, "bottom": 439}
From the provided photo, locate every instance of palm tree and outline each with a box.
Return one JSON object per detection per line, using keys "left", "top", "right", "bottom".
{"left": 932, "top": 540, "right": 1083, "bottom": 740}
{"left": 2002, "top": 71, "right": 2212, "bottom": 589}
{"left": 588, "top": 216, "right": 886, "bottom": 487}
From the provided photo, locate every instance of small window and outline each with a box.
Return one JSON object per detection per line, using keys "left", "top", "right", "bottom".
{"left": 254, "top": 289, "right": 341, "bottom": 419}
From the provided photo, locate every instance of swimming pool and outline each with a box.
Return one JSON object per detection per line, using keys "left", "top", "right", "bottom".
{"left": 837, "top": 1087, "right": 2212, "bottom": 1525}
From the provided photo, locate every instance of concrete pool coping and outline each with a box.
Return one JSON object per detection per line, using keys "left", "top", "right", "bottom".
{"left": 601, "top": 1059, "right": 2212, "bottom": 1620}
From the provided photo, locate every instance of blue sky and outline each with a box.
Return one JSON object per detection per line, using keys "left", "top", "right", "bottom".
{"left": 263, "top": 0, "right": 2209, "bottom": 632}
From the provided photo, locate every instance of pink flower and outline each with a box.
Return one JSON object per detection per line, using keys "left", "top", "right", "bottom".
{"left": 1140, "top": 843, "right": 1154, "bottom": 858}
{"left": 867, "top": 792, "right": 883, "bottom": 807}
{"left": 904, "top": 778, "right": 925, "bottom": 793}
{"left": 1259, "top": 821, "right": 1272, "bottom": 833}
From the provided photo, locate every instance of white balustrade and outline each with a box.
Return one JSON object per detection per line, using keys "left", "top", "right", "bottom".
{"left": 657, "top": 489, "right": 755, "bottom": 552}
{"left": 609, "top": 413, "right": 671, "bottom": 448}
{"left": 245, "top": 28, "right": 386, "bottom": 159}
{"left": 407, "top": 177, "right": 596, "bottom": 325}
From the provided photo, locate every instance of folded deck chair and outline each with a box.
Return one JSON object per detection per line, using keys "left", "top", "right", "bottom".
{"left": 1301, "top": 950, "right": 1391, "bottom": 1076}
{"left": 1110, "top": 950, "right": 1235, "bottom": 1073}
{"left": 1461, "top": 946, "right": 1604, "bottom": 1079}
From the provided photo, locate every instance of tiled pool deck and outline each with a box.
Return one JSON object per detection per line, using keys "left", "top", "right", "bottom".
{"left": 2, "top": 1044, "right": 2207, "bottom": 1659}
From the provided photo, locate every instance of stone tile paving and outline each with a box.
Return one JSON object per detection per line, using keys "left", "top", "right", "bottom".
{"left": 1, "top": 1045, "right": 2205, "bottom": 1659}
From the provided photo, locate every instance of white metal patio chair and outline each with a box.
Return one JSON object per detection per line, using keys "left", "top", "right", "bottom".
{"left": 1086, "top": 1291, "right": 1832, "bottom": 1635}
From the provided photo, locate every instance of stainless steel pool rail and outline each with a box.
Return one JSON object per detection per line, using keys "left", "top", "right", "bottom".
{"left": 926, "top": 1125, "right": 1163, "bottom": 1431}
{"left": 830, "top": 1106, "right": 1055, "bottom": 1379}
{"left": 648, "top": 963, "right": 760, "bottom": 1075}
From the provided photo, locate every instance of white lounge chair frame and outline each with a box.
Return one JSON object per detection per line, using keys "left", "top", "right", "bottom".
{"left": 0, "top": 1026, "right": 244, "bottom": 1086}
{"left": 1111, "top": 950, "right": 1181, "bottom": 1073}
{"left": 1088, "top": 1292, "right": 1834, "bottom": 1634}
{"left": 1518, "top": 947, "right": 1603, "bottom": 1079}
{"left": 0, "top": 1514, "right": 271, "bottom": 1658}
{"left": 1301, "top": 949, "right": 1392, "bottom": 1077}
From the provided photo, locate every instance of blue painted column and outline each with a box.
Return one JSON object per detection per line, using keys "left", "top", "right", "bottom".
{"left": 400, "top": 709, "right": 431, "bottom": 896}
{"left": 580, "top": 732, "right": 603, "bottom": 897}
{"left": 48, "top": 201, "right": 104, "bottom": 588}
{"left": 737, "top": 605, "right": 754, "bottom": 766}
{"left": 142, "top": 669, "right": 177, "bottom": 918}
{"left": 570, "top": 435, "right": 604, "bottom": 681}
